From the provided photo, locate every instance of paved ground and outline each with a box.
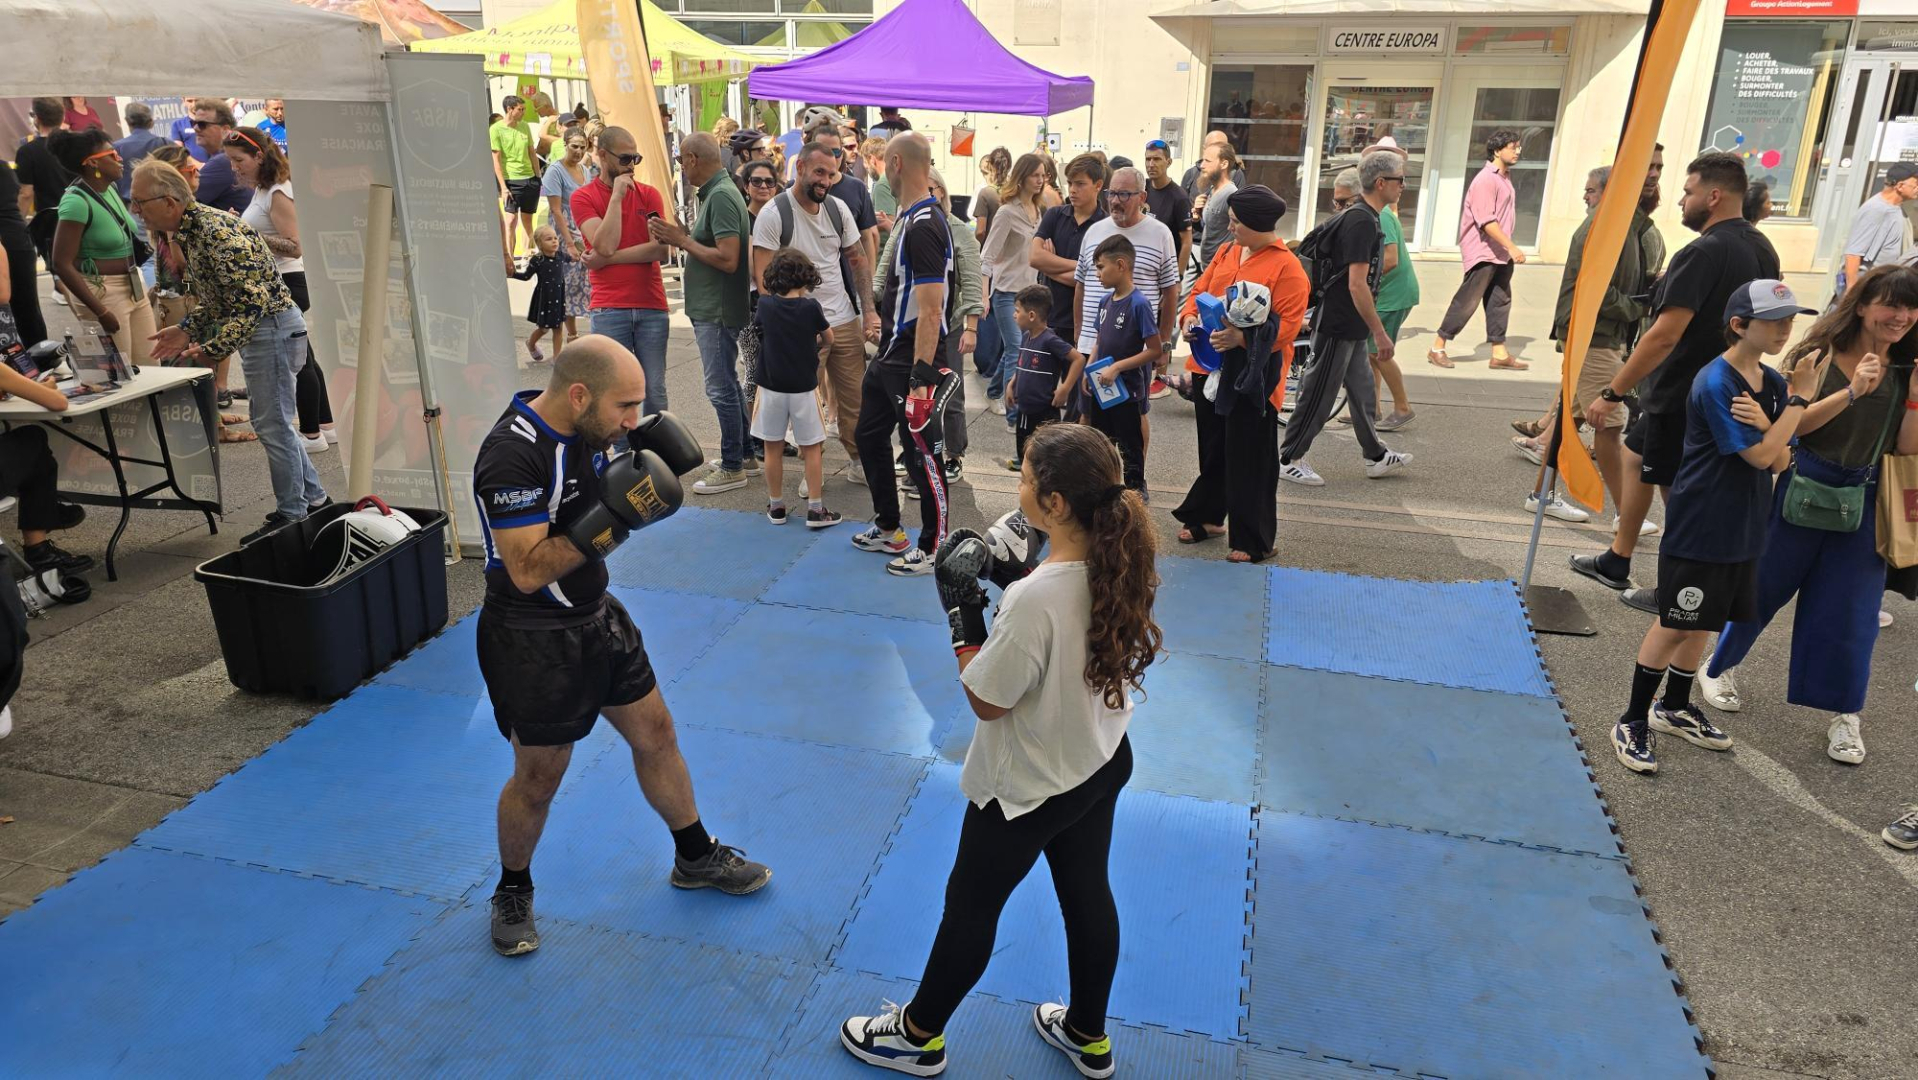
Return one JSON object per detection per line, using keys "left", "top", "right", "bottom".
{"left": 2, "top": 262, "right": 1913, "bottom": 1079}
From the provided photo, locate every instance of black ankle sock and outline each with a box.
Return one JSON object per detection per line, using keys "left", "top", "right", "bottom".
{"left": 1624, "top": 663, "right": 1665, "bottom": 728}
{"left": 1662, "top": 666, "right": 1697, "bottom": 711}
{"left": 498, "top": 865, "right": 532, "bottom": 892}
{"left": 1597, "top": 548, "right": 1632, "bottom": 579}
{"left": 671, "top": 820, "right": 714, "bottom": 862}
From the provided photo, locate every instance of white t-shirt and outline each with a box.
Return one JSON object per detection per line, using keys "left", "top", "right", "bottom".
{"left": 751, "top": 192, "right": 862, "bottom": 326}
{"left": 242, "top": 182, "right": 303, "bottom": 276}
{"left": 959, "top": 561, "right": 1131, "bottom": 819}
{"left": 1073, "top": 215, "right": 1178, "bottom": 353}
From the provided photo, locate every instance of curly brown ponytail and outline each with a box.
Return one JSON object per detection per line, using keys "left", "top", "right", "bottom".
{"left": 1024, "top": 424, "right": 1162, "bottom": 709}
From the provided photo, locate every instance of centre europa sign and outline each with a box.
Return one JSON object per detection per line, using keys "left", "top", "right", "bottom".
{"left": 1325, "top": 27, "right": 1447, "bottom": 53}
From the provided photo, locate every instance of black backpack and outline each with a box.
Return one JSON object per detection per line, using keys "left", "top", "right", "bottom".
{"left": 1292, "top": 206, "right": 1354, "bottom": 312}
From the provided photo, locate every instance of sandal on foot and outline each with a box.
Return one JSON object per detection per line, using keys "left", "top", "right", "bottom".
{"left": 1178, "top": 524, "right": 1223, "bottom": 544}
{"left": 218, "top": 429, "right": 259, "bottom": 444}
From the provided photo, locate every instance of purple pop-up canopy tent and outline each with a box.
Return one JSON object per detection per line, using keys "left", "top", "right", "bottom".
{"left": 746, "top": 0, "right": 1094, "bottom": 117}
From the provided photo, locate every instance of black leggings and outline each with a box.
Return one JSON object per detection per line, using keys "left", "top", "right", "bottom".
{"left": 4, "top": 239, "right": 46, "bottom": 348}
{"left": 281, "top": 271, "right": 333, "bottom": 435}
{"left": 0, "top": 427, "right": 60, "bottom": 531}
{"left": 907, "top": 736, "right": 1133, "bottom": 1037}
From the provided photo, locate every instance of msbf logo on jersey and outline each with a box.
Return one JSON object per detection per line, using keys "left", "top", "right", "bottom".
{"left": 492, "top": 486, "right": 545, "bottom": 512}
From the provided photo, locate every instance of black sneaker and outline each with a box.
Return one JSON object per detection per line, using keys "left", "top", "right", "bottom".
{"left": 670, "top": 841, "right": 771, "bottom": 895}
{"left": 767, "top": 502, "right": 789, "bottom": 525}
{"left": 1649, "top": 702, "right": 1733, "bottom": 750}
{"left": 24, "top": 540, "right": 92, "bottom": 574}
{"left": 1883, "top": 806, "right": 1918, "bottom": 851}
{"left": 806, "top": 506, "right": 844, "bottom": 529}
{"left": 944, "top": 458, "right": 964, "bottom": 484}
{"left": 1033, "top": 1003, "right": 1115, "bottom": 1078}
{"left": 1569, "top": 552, "right": 1631, "bottom": 590}
{"left": 1612, "top": 719, "right": 1658, "bottom": 775}
{"left": 51, "top": 502, "right": 85, "bottom": 531}
{"left": 1619, "top": 587, "right": 1658, "bottom": 615}
{"left": 490, "top": 888, "right": 539, "bottom": 955}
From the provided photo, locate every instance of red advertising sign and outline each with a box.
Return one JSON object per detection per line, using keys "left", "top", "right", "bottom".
{"left": 1727, "top": 0, "right": 1858, "bottom": 16}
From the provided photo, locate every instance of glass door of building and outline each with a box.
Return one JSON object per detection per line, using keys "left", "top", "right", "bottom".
{"left": 1427, "top": 65, "right": 1564, "bottom": 254}
{"left": 1311, "top": 67, "right": 1439, "bottom": 241}
{"left": 1809, "top": 59, "right": 1918, "bottom": 271}
{"left": 1206, "top": 64, "right": 1315, "bottom": 241}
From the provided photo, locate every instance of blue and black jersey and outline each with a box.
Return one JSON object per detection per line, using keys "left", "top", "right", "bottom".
{"left": 875, "top": 195, "right": 953, "bottom": 367}
{"left": 473, "top": 390, "right": 609, "bottom": 627}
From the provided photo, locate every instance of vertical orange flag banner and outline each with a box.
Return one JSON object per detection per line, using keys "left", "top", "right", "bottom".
{"left": 578, "top": 0, "right": 677, "bottom": 217}
{"left": 1556, "top": 0, "right": 1702, "bottom": 510}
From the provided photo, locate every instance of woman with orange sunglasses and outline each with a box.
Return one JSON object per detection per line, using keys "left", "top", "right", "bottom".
{"left": 48, "top": 129, "right": 155, "bottom": 366}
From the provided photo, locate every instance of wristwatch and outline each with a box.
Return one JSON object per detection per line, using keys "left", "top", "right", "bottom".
{"left": 1787, "top": 394, "right": 1811, "bottom": 409}
{"left": 1599, "top": 386, "right": 1627, "bottom": 403}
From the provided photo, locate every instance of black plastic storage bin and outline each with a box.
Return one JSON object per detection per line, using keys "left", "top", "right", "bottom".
{"left": 195, "top": 504, "right": 449, "bottom": 699}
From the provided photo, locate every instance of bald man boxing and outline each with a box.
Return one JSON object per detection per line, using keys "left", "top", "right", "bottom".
{"left": 473, "top": 335, "right": 772, "bottom": 957}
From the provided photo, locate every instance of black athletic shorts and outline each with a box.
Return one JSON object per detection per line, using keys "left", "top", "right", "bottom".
{"left": 1655, "top": 553, "right": 1759, "bottom": 631}
{"left": 505, "top": 177, "right": 542, "bottom": 215}
{"left": 1627, "top": 409, "right": 1686, "bottom": 488}
{"left": 477, "top": 595, "right": 658, "bottom": 746}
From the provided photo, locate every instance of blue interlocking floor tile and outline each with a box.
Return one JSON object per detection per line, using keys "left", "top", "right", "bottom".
{"left": 670, "top": 604, "right": 967, "bottom": 756}
{"left": 836, "top": 762, "right": 1250, "bottom": 1038}
{"left": 1155, "top": 553, "right": 1270, "bottom": 662}
{"left": 1260, "top": 666, "right": 1618, "bottom": 857}
{"left": 1247, "top": 813, "right": 1706, "bottom": 1078}
{"left": 279, "top": 913, "right": 811, "bottom": 1077}
{"left": 0, "top": 848, "right": 444, "bottom": 1076}
{"left": 760, "top": 529, "right": 943, "bottom": 623}
{"left": 604, "top": 505, "right": 818, "bottom": 600}
{"left": 1265, "top": 569, "right": 1553, "bottom": 698}
{"left": 529, "top": 726, "right": 925, "bottom": 963}
{"left": 372, "top": 613, "right": 480, "bottom": 696}
{"left": 137, "top": 685, "right": 521, "bottom": 901}
{"left": 942, "top": 651, "right": 1261, "bottom": 805}
{"left": 771, "top": 968, "right": 1242, "bottom": 1078}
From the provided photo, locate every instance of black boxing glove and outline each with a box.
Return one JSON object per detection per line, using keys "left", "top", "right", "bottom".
{"left": 562, "top": 450, "right": 683, "bottom": 559}
{"left": 627, "top": 411, "right": 703, "bottom": 476}
{"left": 981, "top": 509, "right": 1046, "bottom": 589}
{"left": 933, "top": 528, "right": 992, "bottom": 655}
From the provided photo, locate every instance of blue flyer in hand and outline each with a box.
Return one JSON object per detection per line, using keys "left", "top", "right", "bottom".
{"left": 1083, "top": 356, "right": 1132, "bottom": 410}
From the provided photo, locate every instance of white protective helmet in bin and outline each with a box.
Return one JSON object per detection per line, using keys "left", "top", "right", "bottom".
{"left": 312, "top": 497, "right": 421, "bottom": 587}
{"left": 1226, "top": 281, "right": 1274, "bottom": 329}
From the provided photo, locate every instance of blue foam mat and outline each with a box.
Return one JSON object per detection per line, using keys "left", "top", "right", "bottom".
{"left": 281, "top": 911, "right": 812, "bottom": 1078}
{"left": 1246, "top": 813, "right": 1705, "bottom": 1078}
{"left": 1154, "top": 554, "right": 1270, "bottom": 662}
{"left": 835, "top": 762, "right": 1251, "bottom": 1039}
{"left": 371, "top": 614, "right": 480, "bottom": 696}
{"left": 137, "top": 685, "right": 514, "bottom": 901}
{"left": 1240, "top": 1047, "right": 1424, "bottom": 1078}
{"left": 669, "top": 603, "right": 967, "bottom": 756}
{"left": 604, "top": 505, "right": 819, "bottom": 600}
{"left": 0, "top": 848, "right": 444, "bottom": 1076}
{"left": 530, "top": 726, "right": 925, "bottom": 963}
{"left": 760, "top": 530, "right": 943, "bottom": 623}
{"left": 941, "top": 651, "right": 1263, "bottom": 805}
{"left": 1265, "top": 569, "right": 1553, "bottom": 698}
{"left": 771, "top": 968, "right": 1242, "bottom": 1078}
{"left": 1260, "top": 666, "right": 1619, "bottom": 857}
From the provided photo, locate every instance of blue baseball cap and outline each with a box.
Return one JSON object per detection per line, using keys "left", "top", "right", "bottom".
{"left": 1725, "top": 279, "right": 1816, "bottom": 324}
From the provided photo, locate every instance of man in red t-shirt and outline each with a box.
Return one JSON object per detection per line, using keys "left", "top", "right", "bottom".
{"left": 571, "top": 126, "right": 672, "bottom": 416}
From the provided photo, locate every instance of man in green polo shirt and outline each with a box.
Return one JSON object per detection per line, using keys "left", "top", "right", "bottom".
{"left": 491, "top": 95, "right": 540, "bottom": 259}
{"left": 652, "top": 132, "right": 755, "bottom": 493}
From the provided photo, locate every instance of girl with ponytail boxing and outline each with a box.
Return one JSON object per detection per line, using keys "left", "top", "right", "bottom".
{"left": 840, "top": 422, "right": 1161, "bottom": 1078}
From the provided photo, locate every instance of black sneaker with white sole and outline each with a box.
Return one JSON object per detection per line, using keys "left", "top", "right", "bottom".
{"left": 1612, "top": 719, "right": 1657, "bottom": 774}
{"left": 1033, "top": 1003, "right": 1115, "bottom": 1078}
{"left": 767, "top": 503, "right": 789, "bottom": 525}
{"left": 670, "top": 841, "right": 771, "bottom": 895}
{"left": 490, "top": 887, "right": 539, "bottom": 955}
{"left": 1649, "top": 702, "right": 1733, "bottom": 750}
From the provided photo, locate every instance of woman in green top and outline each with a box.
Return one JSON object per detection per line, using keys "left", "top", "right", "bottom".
{"left": 49, "top": 129, "right": 154, "bottom": 365}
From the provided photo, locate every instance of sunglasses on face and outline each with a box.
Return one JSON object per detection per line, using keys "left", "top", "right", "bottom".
{"left": 1332, "top": 195, "right": 1356, "bottom": 208}
{"left": 190, "top": 119, "right": 221, "bottom": 130}
{"left": 747, "top": 177, "right": 776, "bottom": 188}
{"left": 83, "top": 148, "right": 120, "bottom": 165}
{"left": 128, "top": 194, "right": 176, "bottom": 210}
{"left": 612, "top": 152, "right": 643, "bottom": 167}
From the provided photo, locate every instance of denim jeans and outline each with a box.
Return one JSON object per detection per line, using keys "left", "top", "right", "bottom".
{"left": 989, "top": 289, "right": 1023, "bottom": 426}
{"left": 240, "top": 306, "right": 327, "bottom": 520}
{"left": 590, "top": 307, "right": 670, "bottom": 416}
{"left": 690, "top": 319, "right": 747, "bottom": 471}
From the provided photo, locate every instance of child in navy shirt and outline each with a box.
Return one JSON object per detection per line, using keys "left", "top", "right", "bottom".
{"left": 1612, "top": 280, "right": 1821, "bottom": 776}
{"left": 1002, "top": 285, "right": 1086, "bottom": 472}
{"left": 1086, "top": 236, "right": 1161, "bottom": 491}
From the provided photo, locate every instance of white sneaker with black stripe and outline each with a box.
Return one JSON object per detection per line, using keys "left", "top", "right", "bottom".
{"left": 1033, "top": 1003, "right": 1115, "bottom": 1078}
{"left": 840, "top": 1002, "right": 946, "bottom": 1075}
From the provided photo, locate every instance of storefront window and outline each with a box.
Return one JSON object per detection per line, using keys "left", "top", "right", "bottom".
{"left": 1208, "top": 65, "right": 1313, "bottom": 235}
{"left": 1454, "top": 25, "right": 1570, "bottom": 55}
{"left": 1316, "top": 84, "right": 1433, "bottom": 232}
{"left": 1699, "top": 20, "right": 1848, "bottom": 217}
{"left": 1856, "top": 21, "right": 1918, "bottom": 51}
{"left": 1463, "top": 87, "right": 1560, "bottom": 247}
{"left": 684, "top": 19, "right": 788, "bottom": 46}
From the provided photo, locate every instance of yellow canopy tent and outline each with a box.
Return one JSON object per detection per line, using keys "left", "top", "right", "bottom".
{"left": 410, "top": 0, "right": 757, "bottom": 84}
{"left": 756, "top": 0, "right": 857, "bottom": 50}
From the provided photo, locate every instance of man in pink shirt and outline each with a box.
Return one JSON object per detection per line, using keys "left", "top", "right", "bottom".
{"left": 1428, "top": 129, "right": 1527, "bottom": 371}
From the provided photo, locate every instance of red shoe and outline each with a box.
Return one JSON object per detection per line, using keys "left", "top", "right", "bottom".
{"left": 1149, "top": 377, "right": 1171, "bottom": 400}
